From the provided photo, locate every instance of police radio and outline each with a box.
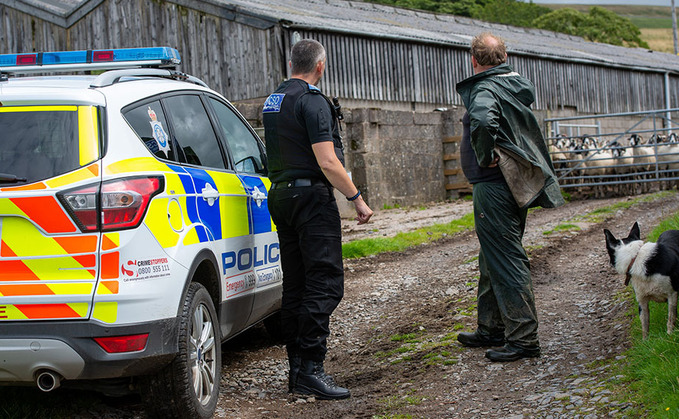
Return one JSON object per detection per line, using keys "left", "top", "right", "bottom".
{"left": 332, "top": 97, "right": 344, "bottom": 121}
{"left": 332, "top": 96, "right": 344, "bottom": 132}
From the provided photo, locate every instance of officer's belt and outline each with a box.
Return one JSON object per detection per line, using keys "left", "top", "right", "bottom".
{"left": 271, "top": 178, "right": 326, "bottom": 189}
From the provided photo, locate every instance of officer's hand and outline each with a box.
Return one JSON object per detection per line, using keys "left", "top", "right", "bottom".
{"left": 353, "top": 197, "right": 373, "bottom": 225}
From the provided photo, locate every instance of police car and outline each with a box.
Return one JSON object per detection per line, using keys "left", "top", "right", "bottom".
{"left": 0, "top": 47, "right": 281, "bottom": 418}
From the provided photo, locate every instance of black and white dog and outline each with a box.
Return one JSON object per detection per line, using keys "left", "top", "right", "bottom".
{"left": 604, "top": 222, "right": 679, "bottom": 339}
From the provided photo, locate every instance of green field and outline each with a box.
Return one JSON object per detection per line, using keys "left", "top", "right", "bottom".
{"left": 544, "top": 3, "right": 677, "bottom": 53}
{"left": 630, "top": 17, "right": 673, "bottom": 29}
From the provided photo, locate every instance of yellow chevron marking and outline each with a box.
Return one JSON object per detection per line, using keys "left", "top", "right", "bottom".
{"left": 67, "top": 303, "right": 89, "bottom": 318}
{"left": 105, "top": 157, "right": 170, "bottom": 175}
{"left": 78, "top": 106, "right": 100, "bottom": 166}
{"left": 2, "top": 217, "right": 67, "bottom": 257}
{"left": 47, "top": 283, "right": 93, "bottom": 295}
{"left": 92, "top": 302, "right": 117, "bottom": 324}
{"left": 46, "top": 165, "right": 99, "bottom": 189}
{"left": 0, "top": 305, "right": 29, "bottom": 320}
{"left": 0, "top": 105, "right": 77, "bottom": 113}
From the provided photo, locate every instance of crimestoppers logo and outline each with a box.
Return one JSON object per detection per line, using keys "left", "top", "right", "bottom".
{"left": 121, "top": 257, "right": 171, "bottom": 282}
{"left": 121, "top": 260, "right": 137, "bottom": 278}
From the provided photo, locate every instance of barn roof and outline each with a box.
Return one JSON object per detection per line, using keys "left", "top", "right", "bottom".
{"left": 10, "top": 0, "right": 679, "bottom": 73}
{"left": 7, "top": 0, "right": 103, "bottom": 26}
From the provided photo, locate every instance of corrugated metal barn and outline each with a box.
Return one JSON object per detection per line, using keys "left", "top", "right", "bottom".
{"left": 4, "top": 0, "right": 679, "bottom": 206}
{"left": 4, "top": 0, "right": 679, "bottom": 114}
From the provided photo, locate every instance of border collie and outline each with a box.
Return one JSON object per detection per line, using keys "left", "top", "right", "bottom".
{"left": 604, "top": 222, "right": 679, "bottom": 339}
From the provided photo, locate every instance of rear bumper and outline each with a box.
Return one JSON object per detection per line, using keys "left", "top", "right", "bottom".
{"left": 0, "top": 318, "right": 179, "bottom": 383}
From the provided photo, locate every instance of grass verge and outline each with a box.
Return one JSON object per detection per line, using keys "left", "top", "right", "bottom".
{"left": 342, "top": 212, "right": 475, "bottom": 259}
{"left": 344, "top": 191, "right": 676, "bottom": 261}
{"left": 575, "top": 191, "right": 675, "bottom": 224}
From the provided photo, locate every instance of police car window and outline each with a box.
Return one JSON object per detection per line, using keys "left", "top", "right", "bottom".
{"left": 123, "top": 100, "right": 177, "bottom": 161}
{"left": 209, "top": 97, "right": 265, "bottom": 175}
{"left": 0, "top": 109, "right": 81, "bottom": 184}
{"left": 164, "top": 95, "right": 225, "bottom": 170}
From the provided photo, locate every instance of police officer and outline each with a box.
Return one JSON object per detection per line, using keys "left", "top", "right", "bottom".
{"left": 263, "top": 39, "right": 373, "bottom": 399}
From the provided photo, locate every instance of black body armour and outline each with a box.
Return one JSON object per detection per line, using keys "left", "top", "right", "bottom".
{"left": 263, "top": 79, "right": 344, "bottom": 184}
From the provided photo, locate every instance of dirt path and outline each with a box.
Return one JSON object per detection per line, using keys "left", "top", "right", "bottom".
{"left": 215, "top": 193, "right": 679, "bottom": 418}
{"left": 10, "top": 193, "right": 679, "bottom": 418}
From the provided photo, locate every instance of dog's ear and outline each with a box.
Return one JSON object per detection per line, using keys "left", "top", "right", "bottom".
{"left": 628, "top": 222, "right": 641, "bottom": 241}
{"left": 604, "top": 229, "right": 617, "bottom": 246}
{"left": 603, "top": 229, "right": 619, "bottom": 266}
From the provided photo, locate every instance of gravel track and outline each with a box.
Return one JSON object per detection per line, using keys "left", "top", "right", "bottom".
{"left": 7, "top": 192, "right": 679, "bottom": 418}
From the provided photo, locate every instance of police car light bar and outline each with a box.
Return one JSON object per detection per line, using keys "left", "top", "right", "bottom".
{"left": 0, "top": 47, "right": 181, "bottom": 74}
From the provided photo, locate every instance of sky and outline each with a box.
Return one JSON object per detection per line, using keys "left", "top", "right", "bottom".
{"left": 526, "top": 0, "right": 673, "bottom": 5}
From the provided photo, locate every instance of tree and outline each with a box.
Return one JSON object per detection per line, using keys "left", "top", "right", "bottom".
{"left": 364, "top": 0, "right": 482, "bottom": 16}
{"left": 533, "top": 6, "right": 650, "bottom": 49}
{"left": 365, "top": 0, "right": 649, "bottom": 49}
{"left": 471, "top": 0, "right": 550, "bottom": 28}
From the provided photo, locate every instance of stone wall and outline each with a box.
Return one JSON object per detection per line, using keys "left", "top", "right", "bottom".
{"left": 342, "top": 108, "right": 447, "bottom": 209}
{"left": 235, "top": 102, "right": 454, "bottom": 210}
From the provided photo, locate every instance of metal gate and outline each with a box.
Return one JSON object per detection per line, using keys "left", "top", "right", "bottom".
{"left": 545, "top": 109, "right": 679, "bottom": 195}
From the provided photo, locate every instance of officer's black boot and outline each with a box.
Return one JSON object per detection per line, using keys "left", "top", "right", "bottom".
{"left": 288, "top": 354, "right": 302, "bottom": 393}
{"left": 293, "top": 359, "right": 350, "bottom": 400}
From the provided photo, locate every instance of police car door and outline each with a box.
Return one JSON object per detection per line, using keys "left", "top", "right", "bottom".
{"left": 162, "top": 94, "right": 257, "bottom": 336}
{"left": 0, "top": 103, "right": 102, "bottom": 322}
{"left": 207, "top": 97, "right": 282, "bottom": 326}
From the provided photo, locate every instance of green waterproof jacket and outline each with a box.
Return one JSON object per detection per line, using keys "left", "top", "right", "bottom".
{"left": 456, "top": 63, "right": 564, "bottom": 209}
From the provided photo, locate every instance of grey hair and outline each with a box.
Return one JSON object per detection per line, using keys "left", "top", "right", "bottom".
{"left": 471, "top": 32, "right": 507, "bottom": 67}
{"left": 291, "top": 39, "right": 326, "bottom": 74}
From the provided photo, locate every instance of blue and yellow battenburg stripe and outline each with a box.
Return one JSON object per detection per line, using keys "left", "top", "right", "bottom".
{"left": 239, "top": 175, "right": 272, "bottom": 234}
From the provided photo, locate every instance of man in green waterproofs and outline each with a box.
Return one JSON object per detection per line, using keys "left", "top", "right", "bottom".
{"left": 455, "top": 32, "right": 564, "bottom": 362}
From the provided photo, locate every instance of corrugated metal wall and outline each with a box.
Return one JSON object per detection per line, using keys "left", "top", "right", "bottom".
{"left": 511, "top": 57, "right": 668, "bottom": 114}
{"left": 1, "top": 0, "right": 676, "bottom": 113}
{"left": 303, "top": 29, "right": 470, "bottom": 105}
{"left": 295, "top": 29, "right": 676, "bottom": 114}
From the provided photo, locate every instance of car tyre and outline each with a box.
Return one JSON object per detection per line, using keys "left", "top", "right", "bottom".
{"left": 141, "top": 282, "right": 221, "bottom": 418}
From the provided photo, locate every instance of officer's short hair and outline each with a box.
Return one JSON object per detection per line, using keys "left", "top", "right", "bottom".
{"left": 291, "top": 39, "right": 326, "bottom": 75}
{"left": 471, "top": 32, "right": 507, "bottom": 67}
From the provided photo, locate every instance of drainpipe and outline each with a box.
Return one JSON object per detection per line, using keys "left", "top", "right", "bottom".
{"left": 673, "top": 0, "right": 678, "bottom": 55}
{"left": 665, "top": 72, "right": 672, "bottom": 132}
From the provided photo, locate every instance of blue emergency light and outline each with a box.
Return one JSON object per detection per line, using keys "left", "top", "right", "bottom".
{"left": 0, "top": 47, "right": 181, "bottom": 74}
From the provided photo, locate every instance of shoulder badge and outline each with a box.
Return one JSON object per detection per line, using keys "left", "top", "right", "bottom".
{"left": 263, "top": 93, "right": 285, "bottom": 113}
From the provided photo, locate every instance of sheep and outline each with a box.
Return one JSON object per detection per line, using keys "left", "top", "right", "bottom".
{"left": 651, "top": 133, "right": 679, "bottom": 189}
{"left": 550, "top": 134, "right": 579, "bottom": 184}
{"left": 628, "top": 134, "right": 657, "bottom": 193}
{"left": 608, "top": 139, "right": 635, "bottom": 195}
{"left": 581, "top": 136, "right": 616, "bottom": 197}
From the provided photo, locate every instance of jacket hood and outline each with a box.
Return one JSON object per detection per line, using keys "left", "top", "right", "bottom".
{"left": 456, "top": 64, "right": 535, "bottom": 109}
{"left": 455, "top": 63, "right": 564, "bottom": 209}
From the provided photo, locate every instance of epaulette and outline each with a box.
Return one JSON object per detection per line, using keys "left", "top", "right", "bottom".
{"left": 307, "top": 83, "right": 322, "bottom": 94}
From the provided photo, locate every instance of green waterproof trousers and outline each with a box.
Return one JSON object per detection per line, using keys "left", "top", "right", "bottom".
{"left": 473, "top": 181, "right": 540, "bottom": 351}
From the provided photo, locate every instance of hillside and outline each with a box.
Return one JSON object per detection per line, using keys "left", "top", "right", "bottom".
{"left": 544, "top": 3, "right": 677, "bottom": 53}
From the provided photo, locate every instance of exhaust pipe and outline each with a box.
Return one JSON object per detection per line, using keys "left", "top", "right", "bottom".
{"left": 36, "top": 370, "right": 61, "bottom": 392}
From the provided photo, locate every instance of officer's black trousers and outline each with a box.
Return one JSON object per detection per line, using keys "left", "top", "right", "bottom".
{"left": 268, "top": 183, "right": 344, "bottom": 362}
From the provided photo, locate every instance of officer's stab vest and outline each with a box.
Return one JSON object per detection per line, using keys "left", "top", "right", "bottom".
{"left": 263, "top": 79, "right": 344, "bottom": 184}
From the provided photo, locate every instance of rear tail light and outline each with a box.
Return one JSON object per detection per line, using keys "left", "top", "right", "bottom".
{"left": 60, "top": 184, "right": 99, "bottom": 231}
{"left": 94, "top": 334, "right": 149, "bottom": 353}
{"left": 58, "top": 176, "right": 164, "bottom": 232}
{"left": 101, "top": 177, "right": 162, "bottom": 231}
